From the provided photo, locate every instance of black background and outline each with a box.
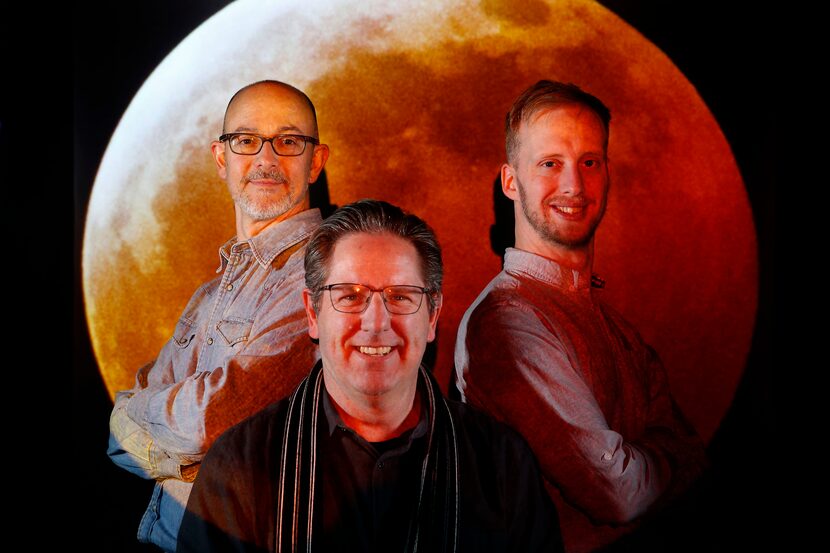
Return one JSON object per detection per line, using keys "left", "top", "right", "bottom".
{"left": 64, "top": 1, "right": 775, "bottom": 551}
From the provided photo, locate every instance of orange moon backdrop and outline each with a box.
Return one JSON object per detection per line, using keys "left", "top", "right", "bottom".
{"left": 83, "top": 0, "right": 756, "bottom": 442}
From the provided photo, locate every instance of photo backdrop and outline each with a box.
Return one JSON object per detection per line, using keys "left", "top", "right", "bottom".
{"left": 73, "top": 1, "right": 775, "bottom": 551}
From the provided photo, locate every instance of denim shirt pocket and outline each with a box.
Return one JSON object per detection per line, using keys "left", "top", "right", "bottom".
{"left": 172, "top": 317, "right": 196, "bottom": 349}
{"left": 215, "top": 317, "right": 254, "bottom": 346}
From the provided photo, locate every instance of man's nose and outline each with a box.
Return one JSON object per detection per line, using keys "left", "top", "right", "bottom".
{"left": 360, "top": 292, "right": 391, "bottom": 332}
{"left": 254, "top": 139, "right": 281, "bottom": 167}
{"left": 560, "top": 164, "right": 585, "bottom": 195}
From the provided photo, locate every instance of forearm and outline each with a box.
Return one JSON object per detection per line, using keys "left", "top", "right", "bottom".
{"left": 640, "top": 346, "right": 708, "bottom": 497}
{"left": 468, "top": 380, "right": 669, "bottom": 524}
{"left": 121, "top": 328, "right": 315, "bottom": 461}
{"left": 108, "top": 393, "right": 197, "bottom": 480}
{"left": 637, "top": 411, "right": 707, "bottom": 502}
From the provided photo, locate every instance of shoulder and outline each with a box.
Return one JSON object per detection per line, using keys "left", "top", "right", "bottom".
{"left": 464, "top": 271, "right": 541, "bottom": 326}
{"left": 206, "top": 399, "right": 291, "bottom": 464}
{"left": 446, "top": 399, "right": 537, "bottom": 462}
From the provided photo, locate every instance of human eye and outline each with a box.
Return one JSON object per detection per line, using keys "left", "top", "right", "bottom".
{"left": 279, "top": 135, "right": 300, "bottom": 146}
{"left": 332, "top": 286, "right": 365, "bottom": 306}
{"left": 541, "top": 159, "right": 561, "bottom": 169}
{"left": 582, "top": 156, "right": 604, "bottom": 169}
{"left": 234, "top": 134, "right": 257, "bottom": 145}
{"left": 387, "top": 287, "right": 419, "bottom": 305}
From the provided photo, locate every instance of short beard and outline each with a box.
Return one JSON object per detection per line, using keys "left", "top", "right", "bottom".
{"left": 236, "top": 191, "right": 296, "bottom": 222}
{"left": 516, "top": 176, "right": 604, "bottom": 249}
{"left": 234, "top": 170, "right": 301, "bottom": 222}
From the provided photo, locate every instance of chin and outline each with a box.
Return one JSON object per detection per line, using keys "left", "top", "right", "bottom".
{"left": 355, "top": 381, "right": 396, "bottom": 398}
{"left": 356, "top": 369, "right": 408, "bottom": 396}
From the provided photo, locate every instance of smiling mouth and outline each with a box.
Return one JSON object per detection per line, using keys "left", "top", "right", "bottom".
{"left": 359, "top": 346, "right": 393, "bottom": 356}
{"left": 248, "top": 178, "right": 286, "bottom": 186}
{"left": 553, "top": 205, "right": 585, "bottom": 214}
{"left": 549, "top": 204, "right": 590, "bottom": 220}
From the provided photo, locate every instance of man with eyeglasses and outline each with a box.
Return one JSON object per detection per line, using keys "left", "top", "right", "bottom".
{"left": 108, "top": 80, "right": 329, "bottom": 552}
{"left": 454, "top": 81, "right": 707, "bottom": 552}
{"left": 177, "top": 199, "right": 564, "bottom": 553}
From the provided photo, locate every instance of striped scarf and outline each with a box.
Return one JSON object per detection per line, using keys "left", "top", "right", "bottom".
{"left": 274, "top": 361, "right": 460, "bottom": 553}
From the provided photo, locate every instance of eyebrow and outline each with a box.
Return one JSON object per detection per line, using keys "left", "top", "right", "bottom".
{"left": 536, "top": 151, "right": 606, "bottom": 160}
{"left": 230, "top": 125, "right": 307, "bottom": 135}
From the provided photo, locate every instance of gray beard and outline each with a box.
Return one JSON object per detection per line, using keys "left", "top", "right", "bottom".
{"left": 235, "top": 189, "right": 297, "bottom": 222}
{"left": 234, "top": 169, "right": 302, "bottom": 222}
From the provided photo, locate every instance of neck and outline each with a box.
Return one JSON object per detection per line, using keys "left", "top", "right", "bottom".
{"left": 325, "top": 374, "right": 422, "bottom": 443}
{"left": 234, "top": 201, "right": 308, "bottom": 241}
{"left": 514, "top": 229, "right": 594, "bottom": 275}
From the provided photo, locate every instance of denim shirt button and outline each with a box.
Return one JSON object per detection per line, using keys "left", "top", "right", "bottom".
{"left": 226, "top": 284, "right": 234, "bottom": 291}
{"left": 207, "top": 337, "right": 214, "bottom": 345}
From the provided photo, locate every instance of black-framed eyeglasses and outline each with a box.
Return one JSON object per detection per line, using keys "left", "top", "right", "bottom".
{"left": 320, "top": 283, "right": 430, "bottom": 315}
{"left": 218, "top": 132, "right": 319, "bottom": 156}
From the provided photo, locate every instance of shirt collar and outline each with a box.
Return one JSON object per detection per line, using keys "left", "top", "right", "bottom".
{"left": 503, "top": 247, "right": 603, "bottom": 292}
{"left": 216, "top": 208, "right": 322, "bottom": 272}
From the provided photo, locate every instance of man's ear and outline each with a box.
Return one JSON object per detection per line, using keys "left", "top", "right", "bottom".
{"left": 211, "top": 140, "right": 228, "bottom": 180}
{"left": 426, "top": 293, "right": 442, "bottom": 343}
{"left": 302, "top": 289, "right": 319, "bottom": 339}
{"left": 308, "top": 144, "right": 330, "bottom": 183}
{"left": 501, "top": 163, "right": 519, "bottom": 201}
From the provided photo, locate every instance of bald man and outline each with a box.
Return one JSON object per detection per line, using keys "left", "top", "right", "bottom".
{"left": 108, "top": 80, "right": 330, "bottom": 552}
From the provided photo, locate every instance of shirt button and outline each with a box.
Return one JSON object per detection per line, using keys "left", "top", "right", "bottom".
{"left": 226, "top": 284, "right": 233, "bottom": 291}
{"left": 602, "top": 452, "right": 612, "bottom": 461}
{"left": 377, "top": 461, "right": 384, "bottom": 469}
{"left": 207, "top": 337, "right": 214, "bottom": 345}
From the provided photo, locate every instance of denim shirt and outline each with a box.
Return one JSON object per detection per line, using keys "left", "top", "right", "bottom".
{"left": 455, "top": 248, "right": 705, "bottom": 553}
{"left": 108, "top": 209, "right": 322, "bottom": 552}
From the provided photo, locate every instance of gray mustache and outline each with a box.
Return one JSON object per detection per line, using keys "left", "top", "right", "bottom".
{"left": 245, "top": 170, "right": 288, "bottom": 184}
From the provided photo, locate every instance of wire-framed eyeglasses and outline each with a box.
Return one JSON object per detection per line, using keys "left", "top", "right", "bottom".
{"left": 320, "top": 283, "right": 430, "bottom": 315}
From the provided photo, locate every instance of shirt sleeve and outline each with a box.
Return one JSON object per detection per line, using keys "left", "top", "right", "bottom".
{"left": 461, "top": 300, "right": 679, "bottom": 525}
{"left": 108, "top": 355, "right": 187, "bottom": 480}
{"left": 108, "top": 266, "right": 316, "bottom": 479}
{"left": 176, "top": 421, "right": 270, "bottom": 553}
{"left": 500, "top": 425, "right": 565, "bottom": 553}
{"left": 635, "top": 341, "right": 707, "bottom": 504}
{"left": 108, "top": 387, "right": 187, "bottom": 480}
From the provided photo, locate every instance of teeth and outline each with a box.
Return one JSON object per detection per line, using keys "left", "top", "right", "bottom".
{"left": 359, "top": 346, "right": 392, "bottom": 356}
{"left": 557, "top": 206, "right": 584, "bottom": 214}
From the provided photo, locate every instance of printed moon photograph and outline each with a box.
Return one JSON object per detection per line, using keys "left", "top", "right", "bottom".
{"left": 82, "top": 0, "right": 756, "bottom": 445}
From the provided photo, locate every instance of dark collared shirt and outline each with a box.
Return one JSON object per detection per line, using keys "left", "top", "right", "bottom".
{"left": 177, "top": 377, "right": 564, "bottom": 552}
{"left": 319, "top": 388, "right": 429, "bottom": 553}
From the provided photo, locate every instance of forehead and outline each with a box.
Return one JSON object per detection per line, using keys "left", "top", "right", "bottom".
{"left": 326, "top": 232, "right": 424, "bottom": 285}
{"left": 225, "top": 84, "right": 315, "bottom": 134}
{"left": 519, "top": 104, "right": 607, "bottom": 151}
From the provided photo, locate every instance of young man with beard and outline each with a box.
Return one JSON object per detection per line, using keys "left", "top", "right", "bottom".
{"left": 455, "top": 81, "right": 706, "bottom": 553}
